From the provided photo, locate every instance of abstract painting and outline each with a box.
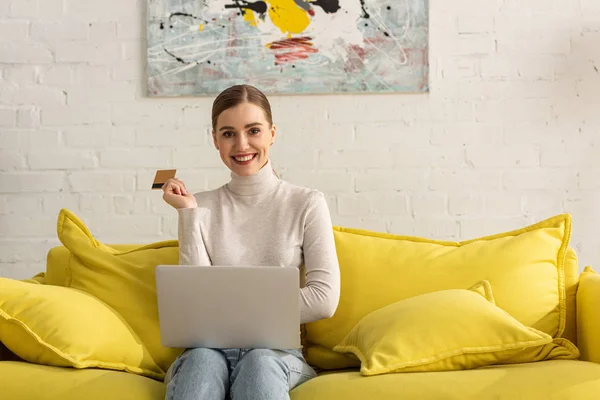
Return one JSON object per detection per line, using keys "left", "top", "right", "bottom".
{"left": 146, "top": 0, "right": 429, "bottom": 96}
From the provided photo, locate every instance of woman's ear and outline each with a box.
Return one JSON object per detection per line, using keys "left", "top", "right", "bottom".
{"left": 270, "top": 124, "right": 277, "bottom": 146}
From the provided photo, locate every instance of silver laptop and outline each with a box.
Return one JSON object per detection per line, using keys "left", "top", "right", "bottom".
{"left": 155, "top": 265, "right": 301, "bottom": 349}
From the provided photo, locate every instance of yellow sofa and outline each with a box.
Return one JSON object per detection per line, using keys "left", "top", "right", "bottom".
{"left": 1, "top": 210, "right": 600, "bottom": 399}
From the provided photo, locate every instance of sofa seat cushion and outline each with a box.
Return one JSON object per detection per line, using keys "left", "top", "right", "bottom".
{"left": 0, "top": 361, "right": 165, "bottom": 400}
{"left": 291, "top": 360, "right": 600, "bottom": 400}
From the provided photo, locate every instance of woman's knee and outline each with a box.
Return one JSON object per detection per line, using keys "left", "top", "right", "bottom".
{"left": 165, "top": 348, "right": 229, "bottom": 400}
{"left": 231, "top": 349, "right": 289, "bottom": 387}
{"left": 230, "top": 350, "right": 289, "bottom": 400}
{"left": 184, "top": 348, "right": 224, "bottom": 363}
{"left": 234, "top": 349, "right": 287, "bottom": 381}
{"left": 169, "top": 348, "right": 227, "bottom": 379}
{"left": 242, "top": 349, "right": 285, "bottom": 370}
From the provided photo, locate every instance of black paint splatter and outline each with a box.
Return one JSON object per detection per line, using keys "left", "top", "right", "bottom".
{"left": 170, "top": 12, "right": 198, "bottom": 20}
{"left": 312, "top": 0, "right": 340, "bottom": 13}
{"left": 224, "top": 1, "right": 267, "bottom": 15}
{"left": 356, "top": 1, "right": 393, "bottom": 39}
{"left": 232, "top": 0, "right": 244, "bottom": 15}
{"left": 168, "top": 12, "right": 209, "bottom": 24}
{"left": 164, "top": 48, "right": 188, "bottom": 64}
{"left": 359, "top": 0, "right": 370, "bottom": 19}
{"left": 159, "top": 22, "right": 164, "bottom": 29}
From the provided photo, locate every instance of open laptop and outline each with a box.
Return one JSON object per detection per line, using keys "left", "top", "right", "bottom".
{"left": 155, "top": 265, "right": 301, "bottom": 349}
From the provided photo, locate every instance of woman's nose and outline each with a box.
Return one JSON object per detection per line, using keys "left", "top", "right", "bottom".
{"left": 235, "top": 133, "right": 249, "bottom": 150}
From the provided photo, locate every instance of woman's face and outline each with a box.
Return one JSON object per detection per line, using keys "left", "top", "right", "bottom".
{"left": 212, "top": 102, "right": 276, "bottom": 176}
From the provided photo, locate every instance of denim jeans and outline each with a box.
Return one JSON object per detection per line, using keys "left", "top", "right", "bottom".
{"left": 164, "top": 348, "right": 317, "bottom": 400}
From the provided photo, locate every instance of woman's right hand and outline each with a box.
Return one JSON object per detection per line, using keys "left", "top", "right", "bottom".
{"left": 162, "top": 178, "right": 198, "bottom": 209}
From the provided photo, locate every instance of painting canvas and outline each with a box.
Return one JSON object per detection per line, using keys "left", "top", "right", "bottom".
{"left": 146, "top": 0, "right": 429, "bottom": 96}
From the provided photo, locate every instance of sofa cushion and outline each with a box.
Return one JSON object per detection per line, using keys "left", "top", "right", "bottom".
{"left": 290, "top": 360, "right": 600, "bottom": 400}
{"left": 332, "top": 282, "right": 577, "bottom": 376}
{"left": 577, "top": 266, "right": 600, "bottom": 363}
{"left": 306, "top": 214, "right": 572, "bottom": 369}
{"left": 562, "top": 247, "right": 579, "bottom": 346}
{"left": 0, "top": 278, "right": 164, "bottom": 380}
{"left": 55, "top": 208, "right": 183, "bottom": 373}
{"left": 46, "top": 244, "right": 140, "bottom": 286}
{"left": 0, "top": 361, "right": 165, "bottom": 400}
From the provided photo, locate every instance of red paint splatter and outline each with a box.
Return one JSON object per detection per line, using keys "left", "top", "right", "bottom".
{"left": 348, "top": 44, "right": 368, "bottom": 60}
{"left": 201, "top": 68, "right": 227, "bottom": 78}
{"left": 308, "top": 8, "right": 315, "bottom": 16}
{"left": 267, "top": 36, "right": 318, "bottom": 65}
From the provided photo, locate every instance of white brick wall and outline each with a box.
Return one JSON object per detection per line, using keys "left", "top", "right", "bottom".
{"left": 1, "top": 0, "right": 599, "bottom": 279}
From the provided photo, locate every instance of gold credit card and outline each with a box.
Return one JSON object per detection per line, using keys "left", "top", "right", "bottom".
{"left": 152, "top": 169, "right": 177, "bottom": 190}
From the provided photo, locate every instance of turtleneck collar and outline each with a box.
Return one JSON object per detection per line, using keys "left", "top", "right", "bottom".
{"left": 226, "top": 159, "right": 279, "bottom": 196}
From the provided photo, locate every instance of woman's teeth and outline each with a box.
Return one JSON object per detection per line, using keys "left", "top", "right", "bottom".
{"left": 234, "top": 155, "right": 254, "bottom": 162}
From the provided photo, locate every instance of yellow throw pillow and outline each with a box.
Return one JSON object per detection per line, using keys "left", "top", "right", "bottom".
{"left": 56, "top": 208, "right": 183, "bottom": 373}
{"left": 332, "top": 281, "right": 578, "bottom": 376}
{"left": 0, "top": 278, "right": 164, "bottom": 380}
{"left": 467, "top": 279, "right": 495, "bottom": 303}
{"left": 307, "top": 214, "right": 571, "bottom": 369}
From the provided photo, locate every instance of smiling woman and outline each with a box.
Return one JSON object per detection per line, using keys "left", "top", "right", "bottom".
{"left": 159, "top": 84, "right": 340, "bottom": 400}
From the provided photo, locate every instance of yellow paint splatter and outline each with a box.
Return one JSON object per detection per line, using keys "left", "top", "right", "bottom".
{"left": 267, "top": 0, "right": 310, "bottom": 35}
{"left": 243, "top": 9, "right": 258, "bottom": 27}
{"left": 199, "top": 24, "right": 204, "bottom": 31}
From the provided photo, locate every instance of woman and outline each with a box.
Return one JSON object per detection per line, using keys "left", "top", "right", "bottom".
{"left": 161, "top": 84, "right": 341, "bottom": 400}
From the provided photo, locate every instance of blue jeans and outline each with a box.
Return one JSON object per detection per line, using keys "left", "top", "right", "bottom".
{"left": 165, "top": 348, "right": 317, "bottom": 400}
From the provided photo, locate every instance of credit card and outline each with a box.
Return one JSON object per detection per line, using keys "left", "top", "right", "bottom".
{"left": 152, "top": 169, "right": 177, "bottom": 190}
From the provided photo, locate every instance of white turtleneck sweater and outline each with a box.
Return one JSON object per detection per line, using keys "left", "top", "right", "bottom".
{"left": 177, "top": 160, "right": 340, "bottom": 324}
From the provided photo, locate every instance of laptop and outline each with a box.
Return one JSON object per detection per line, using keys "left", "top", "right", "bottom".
{"left": 155, "top": 265, "right": 301, "bottom": 349}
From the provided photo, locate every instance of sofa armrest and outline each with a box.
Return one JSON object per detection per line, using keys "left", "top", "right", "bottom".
{"left": 577, "top": 266, "right": 600, "bottom": 363}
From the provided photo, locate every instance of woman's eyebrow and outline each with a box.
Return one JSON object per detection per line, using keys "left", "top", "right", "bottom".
{"left": 219, "top": 122, "right": 263, "bottom": 131}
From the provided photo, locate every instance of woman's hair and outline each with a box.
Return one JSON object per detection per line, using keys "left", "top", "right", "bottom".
{"left": 211, "top": 84, "right": 273, "bottom": 132}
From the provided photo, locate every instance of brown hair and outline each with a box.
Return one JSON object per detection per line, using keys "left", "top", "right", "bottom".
{"left": 211, "top": 84, "right": 273, "bottom": 132}
{"left": 211, "top": 85, "right": 279, "bottom": 179}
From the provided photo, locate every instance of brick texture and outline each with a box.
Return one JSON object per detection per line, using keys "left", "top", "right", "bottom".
{"left": 0, "top": 0, "right": 598, "bottom": 277}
